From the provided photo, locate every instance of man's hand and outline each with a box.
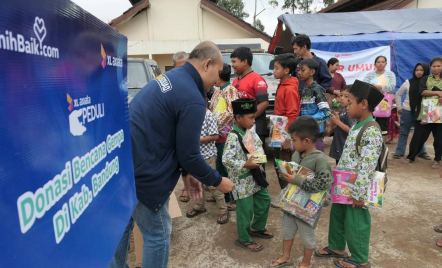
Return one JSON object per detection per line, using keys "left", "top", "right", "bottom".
{"left": 281, "top": 139, "right": 292, "bottom": 152}
{"left": 244, "top": 157, "right": 261, "bottom": 169}
{"left": 397, "top": 108, "right": 403, "bottom": 115}
{"left": 182, "top": 174, "right": 203, "bottom": 200}
{"left": 348, "top": 196, "right": 365, "bottom": 208}
{"left": 330, "top": 112, "right": 341, "bottom": 124}
{"left": 216, "top": 177, "right": 235, "bottom": 193}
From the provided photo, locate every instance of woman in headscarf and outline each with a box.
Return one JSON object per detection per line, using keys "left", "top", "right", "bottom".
{"left": 403, "top": 57, "right": 442, "bottom": 168}
{"left": 393, "top": 62, "right": 430, "bottom": 159}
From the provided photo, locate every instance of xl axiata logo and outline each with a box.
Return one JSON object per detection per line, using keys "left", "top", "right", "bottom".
{"left": 101, "top": 43, "right": 123, "bottom": 69}
{"left": 67, "top": 94, "right": 105, "bottom": 136}
{"left": 0, "top": 16, "right": 59, "bottom": 58}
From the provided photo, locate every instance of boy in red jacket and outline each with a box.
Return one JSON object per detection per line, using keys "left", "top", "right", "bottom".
{"left": 273, "top": 53, "right": 300, "bottom": 190}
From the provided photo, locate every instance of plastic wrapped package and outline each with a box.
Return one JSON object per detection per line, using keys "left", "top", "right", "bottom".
{"left": 269, "top": 115, "right": 289, "bottom": 148}
{"left": 332, "top": 169, "right": 385, "bottom": 209}
{"left": 244, "top": 128, "right": 267, "bottom": 164}
{"left": 275, "top": 159, "right": 325, "bottom": 226}
{"left": 421, "top": 98, "right": 442, "bottom": 123}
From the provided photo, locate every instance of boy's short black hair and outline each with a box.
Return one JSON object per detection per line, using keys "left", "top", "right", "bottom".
{"left": 230, "top": 47, "right": 253, "bottom": 66}
{"left": 327, "top": 57, "right": 339, "bottom": 67}
{"left": 288, "top": 116, "right": 319, "bottom": 142}
{"left": 300, "top": 58, "right": 319, "bottom": 73}
{"left": 341, "top": 84, "right": 352, "bottom": 92}
{"left": 274, "top": 53, "right": 297, "bottom": 74}
{"left": 219, "top": 63, "right": 232, "bottom": 82}
{"left": 353, "top": 96, "right": 375, "bottom": 112}
{"left": 291, "top": 34, "right": 311, "bottom": 50}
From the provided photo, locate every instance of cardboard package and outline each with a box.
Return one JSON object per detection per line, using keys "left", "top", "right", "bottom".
{"left": 133, "top": 192, "right": 182, "bottom": 263}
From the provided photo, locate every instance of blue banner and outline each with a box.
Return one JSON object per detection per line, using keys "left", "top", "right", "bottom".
{"left": 0, "top": 0, "right": 136, "bottom": 267}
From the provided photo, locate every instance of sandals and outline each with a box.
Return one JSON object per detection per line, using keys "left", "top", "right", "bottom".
{"left": 268, "top": 258, "right": 295, "bottom": 267}
{"left": 434, "top": 225, "right": 442, "bottom": 233}
{"left": 431, "top": 161, "right": 440, "bottom": 169}
{"left": 417, "top": 154, "right": 432, "bottom": 160}
{"left": 217, "top": 212, "right": 229, "bottom": 224}
{"left": 295, "top": 263, "right": 314, "bottom": 268}
{"left": 179, "top": 189, "right": 190, "bottom": 202}
{"left": 393, "top": 153, "right": 403, "bottom": 159}
{"left": 249, "top": 229, "right": 274, "bottom": 239}
{"left": 334, "top": 258, "right": 371, "bottom": 268}
{"left": 314, "top": 247, "right": 348, "bottom": 258}
{"left": 234, "top": 239, "right": 263, "bottom": 252}
{"left": 227, "top": 203, "right": 236, "bottom": 211}
{"left": 401, "top": 158, "right": 414, "bottom": 165}
{"left": 185, "top": 208, "right": 207, "bottom": 218}
{"left": 437, "top": 239, "right": 442, "bottom": 248}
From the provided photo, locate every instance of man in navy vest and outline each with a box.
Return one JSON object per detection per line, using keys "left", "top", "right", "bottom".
{"left": 109, "top": 41, "right": 235, "bottom": 268}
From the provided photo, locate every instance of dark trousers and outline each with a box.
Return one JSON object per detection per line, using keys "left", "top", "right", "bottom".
{"left": 216, "top": 142, "right": 235, "bottom": 203}
{"left": 407, "top": 122, "right": 442, "bottom": 161}
{"left": 273, "top": 148, "right": 293, "bottom": 189}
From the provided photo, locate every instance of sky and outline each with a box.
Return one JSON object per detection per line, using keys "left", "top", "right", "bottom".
{"left": 70, "top": 0, "right": 327, "bottom": 36}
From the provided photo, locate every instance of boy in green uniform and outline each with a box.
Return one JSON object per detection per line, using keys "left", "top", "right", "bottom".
{"left": 223, "top": 98, "right": 273, "bottom": 252}
{"left": 315, "top": 80, "right": 384, "bottom": 268}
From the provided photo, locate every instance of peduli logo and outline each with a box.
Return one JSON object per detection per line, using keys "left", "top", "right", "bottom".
{"left": 67, "top": 93, "right": 105, "bottom": 137}
{"left": 0, "top": 16, "right": 59, "bottom": 58}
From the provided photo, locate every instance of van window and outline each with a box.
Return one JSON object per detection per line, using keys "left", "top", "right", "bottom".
{"left": 222, "top": 54, "right": 274, "bottom": 76}
{"left": 128, "top": 62, "right": 149, "bottom": 89}
{"left": 151, "top": 65, "right": 162, "bottom": 77}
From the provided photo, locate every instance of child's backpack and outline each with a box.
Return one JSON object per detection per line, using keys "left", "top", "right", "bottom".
{"left": 355, "top": 120, "right": 389, "bottom": 190}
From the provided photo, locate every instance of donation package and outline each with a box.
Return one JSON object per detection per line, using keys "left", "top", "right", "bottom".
{"left": 0, "top": 1, "right": 136, "bottom": 267}
{"left": 276, "top": 159, "right": 326, "bottom": 226}
{"left": 421, "top": 97, "right": 442, "bottom": 123}
{"left": 244, "top": 127, "right": 267, "bottom": 164}
{"left": 371, "top": 75, "right": 393, "bottom": 118}
{"left": 331, "top": 169, "right": 385, "bottom": 209}
{"left": 269, "top": 115, "right": 290, "bottom": 148}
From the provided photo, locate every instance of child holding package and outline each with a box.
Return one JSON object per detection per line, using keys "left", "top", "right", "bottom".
{"left": 223, "top": 98, "right": 273, "bottom": 252}
{"left": 298, "top": 59, "right": 331, "bottom": 152}
{"left": 329, "top": 85, "right": 356, "bottom": 165}
{"left": 315, "top": 80, "right": 384, "bottom": 268}
{"left": 185, "top": 107, "right": 229, "bottom": 224}
{"left": 272, "top": 53, "right": 300, "bottom": 190}
{"left": 268, "top": 116, "right": 333, "bottom": 268}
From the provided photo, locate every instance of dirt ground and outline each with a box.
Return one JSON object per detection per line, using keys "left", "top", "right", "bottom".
{"left": 128, "top": 135, "right": 442, "bottom": 268}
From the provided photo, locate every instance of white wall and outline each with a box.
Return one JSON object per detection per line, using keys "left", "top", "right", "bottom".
{"left": 116, "top": 10, "right": 149, "bottom": 41}
{"left": 116, "top": 0, "right": 269, "bottom": 70}
{"left": 403, "top": 0, "right": 442, "bottom": 8}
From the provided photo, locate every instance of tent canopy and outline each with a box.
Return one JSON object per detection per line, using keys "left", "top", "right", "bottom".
{"left": 278, "top": 8, "right": 442, "bottom": 36}
{"left": 268, "top": 8, "right": 442, "bottom": 92}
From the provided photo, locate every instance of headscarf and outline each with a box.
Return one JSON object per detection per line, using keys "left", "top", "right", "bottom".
{"left": 409, "top": 62, "right": 430, "bottom": 112}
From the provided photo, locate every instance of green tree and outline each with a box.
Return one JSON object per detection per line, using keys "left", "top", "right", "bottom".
{"left": 269, "top": 0, "right": 335, "bottom": 14}
{"left": 256, "top": 19, "right": 265, "bottom": 31}
{"left": 218, "top": 0, "right": 249, "bottom": 19}
{"left": 323, "top": 0, "right": 335, "bottom": 7}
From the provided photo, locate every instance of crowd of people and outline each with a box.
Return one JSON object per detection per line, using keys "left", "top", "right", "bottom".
{"left": 108, "top": 35, "right": 442, "bottom": 268}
